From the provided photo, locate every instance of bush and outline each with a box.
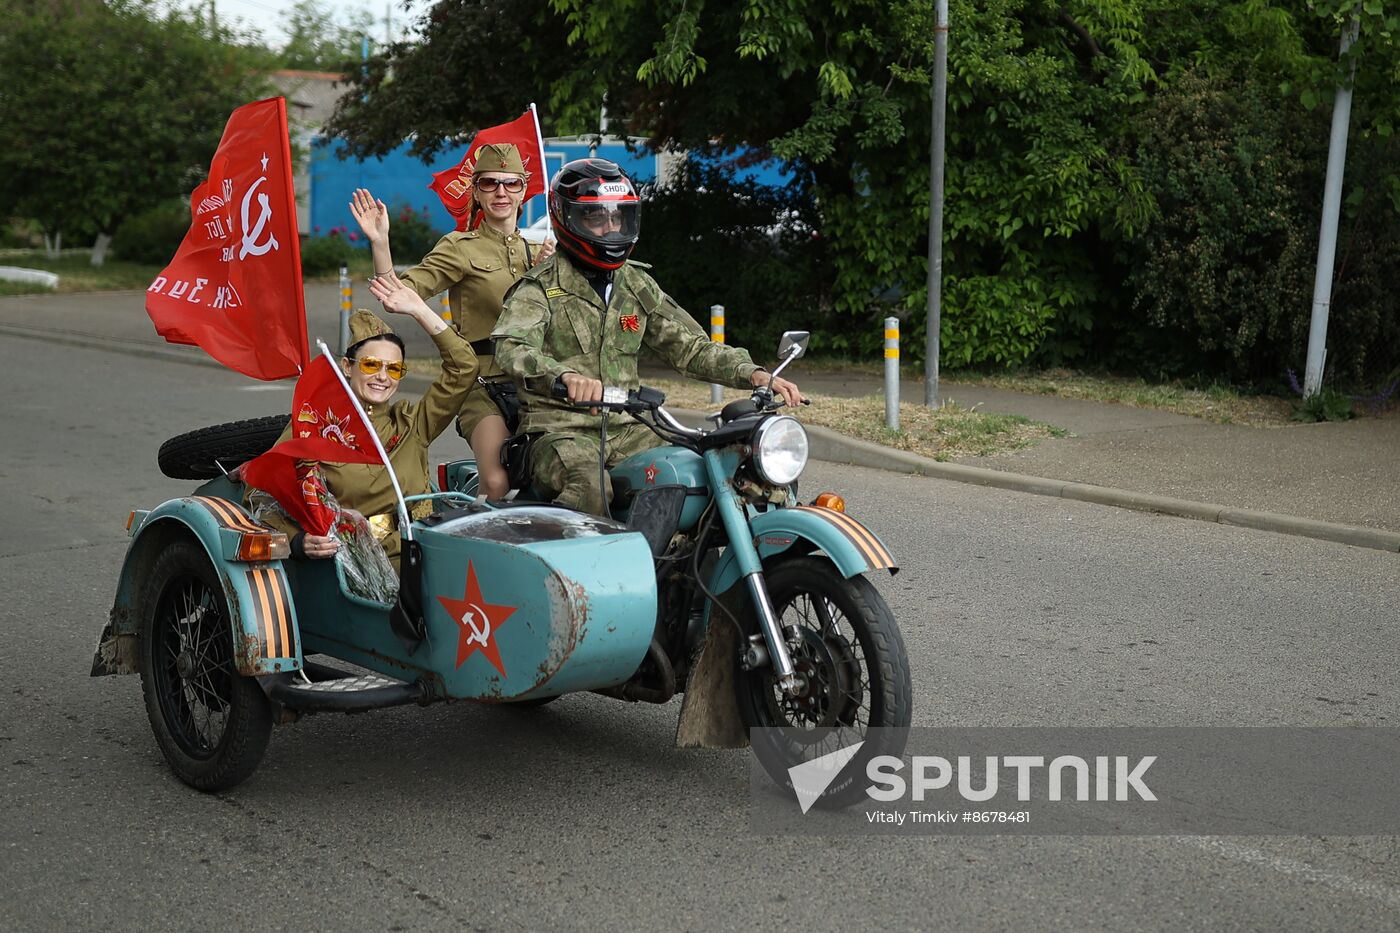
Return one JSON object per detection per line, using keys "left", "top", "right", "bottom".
{"left": 389, "top": 203, "right": 443, "bottom": 262}
{"left": 299, "top": 231, "right": 357, "bottom": 276}
{"left": 633, "top": 160, "right": 826, "bottom": 357}
{"left": 112, "top": 200, "right": 191, "bottom": 265}
{"left": 1117, "top": 69, "right": 1400, "bottom": 390}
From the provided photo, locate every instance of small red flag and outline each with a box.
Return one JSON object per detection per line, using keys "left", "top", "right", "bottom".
{"left": 240, "top": 355, "right": 383, "bottom": 535}
{"left": 429, "top": 110, "right": 546, "bottom": 232}
{"left": 146, "top": 97, "right": 308, "bottom": 381}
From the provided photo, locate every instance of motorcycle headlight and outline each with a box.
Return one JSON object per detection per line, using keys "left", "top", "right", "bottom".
{"left": 752, "top": 416, "right": 809, "bottom": 485}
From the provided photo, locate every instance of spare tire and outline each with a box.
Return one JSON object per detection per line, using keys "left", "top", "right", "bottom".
{"left": 157, "top": 415, "right": 290, "bottom": 480}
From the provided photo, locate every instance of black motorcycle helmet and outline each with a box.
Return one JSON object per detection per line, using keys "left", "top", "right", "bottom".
{"left": 548, "top": 158, "right": 640, "bottom": 271}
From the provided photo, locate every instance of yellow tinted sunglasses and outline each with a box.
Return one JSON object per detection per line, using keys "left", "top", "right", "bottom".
{"left": 358, "top": 356, "right": 407, "bottom": 380}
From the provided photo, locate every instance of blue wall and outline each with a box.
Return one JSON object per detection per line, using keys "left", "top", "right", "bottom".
{"left": 307, "top": 137, "right": 796, "bottom": 244}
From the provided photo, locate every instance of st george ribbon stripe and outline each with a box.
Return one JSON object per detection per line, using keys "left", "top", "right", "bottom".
{"left": 193, "top": 495, "right": 262, "bottom": 533}
{"left": 793, "top": 506, "right": 895, "bottom": 569}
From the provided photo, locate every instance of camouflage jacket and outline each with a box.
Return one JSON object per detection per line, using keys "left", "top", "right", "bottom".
{"left": 493, "top": 253, "right": 761, "bottom": 433}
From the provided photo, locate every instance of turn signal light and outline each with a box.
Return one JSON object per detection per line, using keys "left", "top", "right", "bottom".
{"left": 813, "top": 492, "right": 846, "bottom": 512}
{"left": 125, "top": 510, "right": 137, "bottom": 531}
{"left": 236, "top": 532, "right": 291, "bottom": 562}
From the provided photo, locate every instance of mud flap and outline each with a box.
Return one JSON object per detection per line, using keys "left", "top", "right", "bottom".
{"left": 675, "top": 604, "right": 748, "bottom": 749}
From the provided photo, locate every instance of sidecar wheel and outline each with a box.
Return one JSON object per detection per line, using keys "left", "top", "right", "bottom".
{"left": 735, "top": 557, "right": 912, "bottom": 809}
{"left": 138, "top": 540, "right": 272, "bottom": 791}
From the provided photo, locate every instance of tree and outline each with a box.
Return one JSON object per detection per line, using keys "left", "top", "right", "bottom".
{"left": 279, "top": 0, "right": 379, "bottom": 73}
{"left": 0, "top": 1, "right": 269, "bottom": 263}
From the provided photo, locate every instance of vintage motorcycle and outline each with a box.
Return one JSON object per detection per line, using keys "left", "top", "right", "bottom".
{"left": 92, "top": 330, "right": 911, "bottom": 805}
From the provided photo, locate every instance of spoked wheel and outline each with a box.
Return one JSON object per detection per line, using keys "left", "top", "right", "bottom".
{"left": 139, "top": 540, "right": 272, "bottom": 791}
{"left": 735, "top": 556, "right": 912, "bottom": 809}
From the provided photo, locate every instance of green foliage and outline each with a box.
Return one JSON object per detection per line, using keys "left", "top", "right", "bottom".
{"left": 1121, "top": 71, "right": 1319, "bottom": 381}
{"left": 0, "top": 1, "right": 269, "bottom": 247}
{"left": 388, "top": 204, "right": 445, "bottom": 263}
{"left": 300, "top": 233, "right": 357, "bottom": 276}
{"left": 1292, "top": 387, "right": 1355, "bottom": 422}
{"left": 633, "top": 159, "right": 825, "bottom": 355}
{"left": 112, "top": 201, "right": 191, "bottom": 265}
{"left": 278, "top": 0, "right": 378, "bottom": 73}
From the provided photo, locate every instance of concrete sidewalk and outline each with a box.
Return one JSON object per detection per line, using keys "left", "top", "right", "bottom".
{"left": 3, "top": 285, "right": 1397, "bottom": 549}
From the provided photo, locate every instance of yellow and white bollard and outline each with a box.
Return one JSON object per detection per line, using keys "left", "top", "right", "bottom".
{"left": 884, "top": 317, "right": 900, "bottom": 430}
{"left": 338, "top": 266, "right": 352, "bottom": 355}
{"left": 709, "top": 304, "right": 725, "bottom": 406}
{"left": 439, "top": 291, "right": 451, "bottom": 322}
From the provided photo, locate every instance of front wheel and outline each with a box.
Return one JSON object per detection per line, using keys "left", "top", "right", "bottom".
{"left": 735, "top": 556, "right": 912, "bottom": 809}
{"left": 138, "top": 540, "right": 272, "bottom": 791}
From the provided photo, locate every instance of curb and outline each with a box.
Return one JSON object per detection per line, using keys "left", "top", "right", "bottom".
{"left": 9, "top": 321, "right": 1397, "bottom": 554}
{"left": 746, "top": 414, "right": 1400, "bottom": 554}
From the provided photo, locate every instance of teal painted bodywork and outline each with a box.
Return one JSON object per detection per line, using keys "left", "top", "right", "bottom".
{"left": 287, "top": 505, "right": 657, "bottom": 701}
{"left": 609, "top": 445, "right": 708, "bottom": 530}
{"left": 109, "top": 492, "right": 301, "bottom": 677}
{"left": 707, "top": 505, "right": 896, "bottom": 595}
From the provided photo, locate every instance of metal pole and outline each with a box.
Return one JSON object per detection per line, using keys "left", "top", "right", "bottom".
{"left": 1304, "top": 13, "right": 1361, "bottom": 398}
{"left": 924, "top": 0, "right": 948, "bottom": 407}
{"left": 885, "top": 317, "right": 900, "bottom": 430}
{"left": 338, "top": 266, "right": 351, "bottom": 355}
{"left": 710, "top": 304, "right": 725, "bottom": 405}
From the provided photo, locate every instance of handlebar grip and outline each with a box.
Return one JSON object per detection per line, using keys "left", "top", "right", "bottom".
{"left": 551, "top": 377, "right": 569, "bottom": 399}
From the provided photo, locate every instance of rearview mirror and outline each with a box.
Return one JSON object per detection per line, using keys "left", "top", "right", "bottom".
{"left": 777, "top": 331, "right": 810, "bottom": 360}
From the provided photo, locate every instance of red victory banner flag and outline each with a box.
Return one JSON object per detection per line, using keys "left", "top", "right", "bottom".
{"left": 239, "top": 352, "right": 384, "bottom": 535}
{"left": 429, "top": 107, "right": 547, "bottom": 231}
{"left": 146, "top": 97, "right": 308, "bottom": 381}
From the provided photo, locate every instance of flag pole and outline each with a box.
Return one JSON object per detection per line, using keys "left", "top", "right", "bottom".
{"left": 528, "top": 102, "right": 553, "bottom": 239}
{"left": 316, "top": 340, "right": 413, "bottom": 541}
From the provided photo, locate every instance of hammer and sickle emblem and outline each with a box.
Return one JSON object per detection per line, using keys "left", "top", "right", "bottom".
{"left": 238, "top": 176, "right": 279, "bottom": 260}
{"left": 460, "top": 605, "right": 492, "bottom": 647}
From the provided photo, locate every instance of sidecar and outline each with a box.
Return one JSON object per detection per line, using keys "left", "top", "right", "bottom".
{"left": 92, "top": 471, "right": 659, "bottom": 790}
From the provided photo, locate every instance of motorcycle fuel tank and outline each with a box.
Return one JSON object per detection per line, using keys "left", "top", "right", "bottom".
{"left": 610, "top": 445, "right": 709, "bottom": 531}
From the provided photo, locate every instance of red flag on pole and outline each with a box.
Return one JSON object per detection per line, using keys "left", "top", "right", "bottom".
{"left": 146, "top": 97, "right": 308, "bottom": 381}
{"left": 240, "top": 353, "right": 383, "bottom": 535}
{"left": 429, "top": 110, "right": 546, "bottom": 231}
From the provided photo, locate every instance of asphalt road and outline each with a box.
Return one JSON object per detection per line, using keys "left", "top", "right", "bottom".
{"left": 2, "top": 337, "right": 1398, "bottom": 931}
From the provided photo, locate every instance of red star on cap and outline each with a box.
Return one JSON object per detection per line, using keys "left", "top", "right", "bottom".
{"left": 436, "top": 561, "right": 517, "bottom": 675}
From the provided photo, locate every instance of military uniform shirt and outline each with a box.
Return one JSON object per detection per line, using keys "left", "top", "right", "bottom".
{"left": 398, "top": 223, "right": 531, "bottom": 379}
{"left": 493, "top": 253, "right": 762, "bottom": 434}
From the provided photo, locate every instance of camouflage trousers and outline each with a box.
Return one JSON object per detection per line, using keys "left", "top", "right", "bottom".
{"left": 529, "top": 422, "right": 663, "bottom": 516}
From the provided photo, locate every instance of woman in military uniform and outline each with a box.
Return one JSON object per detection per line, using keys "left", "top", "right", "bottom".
{"left": 350, "top": 143, "right": 553, "bottom": 499}
{"left": 245, "top": 284, "right": 477, "bottom": 567}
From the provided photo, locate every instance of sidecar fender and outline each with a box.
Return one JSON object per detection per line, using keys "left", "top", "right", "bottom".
{"left": 707, "top": 505, "right": 898, "bottom": 595}
{"left": 93, "top": 495, "right": 301, "bottom": 678}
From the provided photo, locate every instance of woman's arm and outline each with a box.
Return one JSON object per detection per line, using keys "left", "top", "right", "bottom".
{"left": 368, "top": 276, "right": 478, "bottom": 441}
{"left": 350, "top": 188, "right": 395, "bottom": 277}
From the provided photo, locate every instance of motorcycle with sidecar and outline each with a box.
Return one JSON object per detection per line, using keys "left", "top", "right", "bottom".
{"left": 92, "top": 331, "right": 912, "bottom": 805}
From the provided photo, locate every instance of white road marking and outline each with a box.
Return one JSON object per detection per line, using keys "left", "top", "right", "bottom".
{"left": 1180, "top": 838, "right": 1400, "bottom": 910}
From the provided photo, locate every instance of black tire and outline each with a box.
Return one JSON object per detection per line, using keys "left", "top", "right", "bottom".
{"left": 735, "top": 556, "right": 912, "bottom": 809}
{"left": 157, "top": 415, "right": 289, "bottom": 480}
{"left": 138, "top": 540, "right": 272, "bottom": 791}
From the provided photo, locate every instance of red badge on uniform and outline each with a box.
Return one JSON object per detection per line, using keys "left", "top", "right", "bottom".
{"left": 620, "top": 314, "right": 640, "bottom": 332}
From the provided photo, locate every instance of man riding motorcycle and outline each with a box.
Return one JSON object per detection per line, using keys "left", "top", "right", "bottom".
{"left": 492, "top": 158, "right": 804, "bottom": 515}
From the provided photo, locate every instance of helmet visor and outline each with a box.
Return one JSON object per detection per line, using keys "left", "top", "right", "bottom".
{"left": 563, "top": 200, "right": 640, "bottom": 244}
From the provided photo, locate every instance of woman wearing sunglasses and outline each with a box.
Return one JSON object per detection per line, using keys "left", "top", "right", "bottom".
{"left": 245, "top": 285, "right": 477, "bottom": 566}
{"left": 350, "top": 142, "right": 554, "bottom": 501}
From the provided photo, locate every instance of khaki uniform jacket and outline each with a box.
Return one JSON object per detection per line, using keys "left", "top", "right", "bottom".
{"left": 247, "top": 328, "right": 477, "bottom": 561}
{"left": 493, "top": 253, "right": 762, "bottom": 434}
{"left": 398, "top": 223, "right": 531, "bottom": 379}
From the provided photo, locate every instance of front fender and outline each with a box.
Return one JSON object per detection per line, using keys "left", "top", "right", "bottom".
{"left": 707, "top": 505, "right": 898, "bottom": 595}
{"left": 93, "top": 495, "right": 301, "bottom": 678}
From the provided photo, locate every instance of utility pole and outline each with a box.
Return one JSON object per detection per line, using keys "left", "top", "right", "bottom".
{"left": 924, "top": 0, "right": 948, "bottom": 407}
{"left": 1303, "top": 10, "right": 1362, "bottom": 398}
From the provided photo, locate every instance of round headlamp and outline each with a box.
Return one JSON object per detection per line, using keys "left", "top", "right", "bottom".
{"left": 752, "top": 416, "right": 809, "bottom": 485}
